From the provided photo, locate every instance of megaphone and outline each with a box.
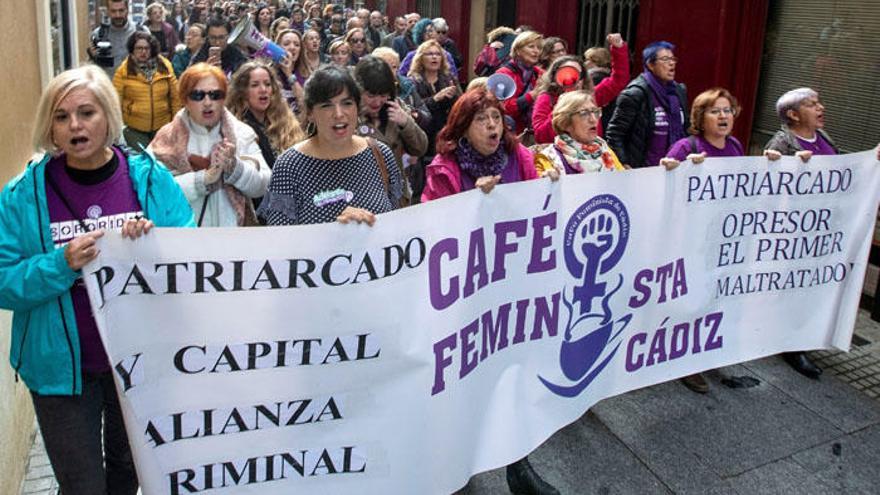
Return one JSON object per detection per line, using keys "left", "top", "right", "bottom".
{"left": 229, "top": 14, "right": 287, "bottom": 63}
{"left": 486, "top": 73, "right": 517, "bottom": 100}
{"left": 555, "top": 66, "right": 581, "bottom": 88}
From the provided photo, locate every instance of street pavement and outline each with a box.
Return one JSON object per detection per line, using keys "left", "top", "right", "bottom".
{"left": 21, "top": 311, "right": 880, "bottom": 495}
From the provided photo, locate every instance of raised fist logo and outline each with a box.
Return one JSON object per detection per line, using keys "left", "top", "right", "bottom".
{"left": 541, "top": 194, "right": 632, "bottom": 397}
{"left": 573, "top": 212, "right": 616, "bottom": 316}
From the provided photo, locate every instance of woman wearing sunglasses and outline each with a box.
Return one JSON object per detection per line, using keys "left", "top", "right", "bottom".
{"left": 150, "top": 63, "right": 270, "bottom": 227}
{"left": 344, "top": 27, "right": 371, "bottom": 66}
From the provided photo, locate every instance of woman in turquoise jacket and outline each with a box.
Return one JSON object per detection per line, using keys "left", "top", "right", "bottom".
{"left": 0, "top": 65, "right": 193, "bottom": 494}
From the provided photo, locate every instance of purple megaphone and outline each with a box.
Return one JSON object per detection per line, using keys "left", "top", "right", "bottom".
{"left": 229, "top": 14, "right": 287, "bottom": 63}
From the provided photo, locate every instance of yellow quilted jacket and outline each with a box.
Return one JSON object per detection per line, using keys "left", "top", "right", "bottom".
{"left": 113, "top": 56, "right": 181, "bottom": 133}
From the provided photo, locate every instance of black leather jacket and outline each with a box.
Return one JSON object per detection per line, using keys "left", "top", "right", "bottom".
{"left": 605, "top": 74, "right": 689, "bottom": 168}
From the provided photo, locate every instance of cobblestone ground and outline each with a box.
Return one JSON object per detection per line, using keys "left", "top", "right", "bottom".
{"left": 18, "top": 310, "right": 880, "bottom": 494}
{"left": 810, "top": 309, "right": 880, "bottom": 401}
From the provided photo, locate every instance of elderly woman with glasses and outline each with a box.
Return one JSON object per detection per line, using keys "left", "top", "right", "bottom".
{"left": 764, "top": 87, "right": 839, "bottom": 163}
{"left": 535, "top": 90, "right": 623, "bottom": 175}
{"left": 0, "top": 65, "right": 192, "bottom": 495}
{"left": 149, "top": 63, "right": 270, "bottom": 227}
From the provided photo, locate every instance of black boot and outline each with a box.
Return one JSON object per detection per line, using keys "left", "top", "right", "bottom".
{"left": 783, "top": 352, "right": 822, "bottom": 379}
{"left": 506, "top": 456, "right": 560, "bottom": 495}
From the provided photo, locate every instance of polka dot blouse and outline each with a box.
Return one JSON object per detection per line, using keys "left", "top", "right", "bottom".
{"left": 258, "top": 141, "right": 403, "bottom": 225}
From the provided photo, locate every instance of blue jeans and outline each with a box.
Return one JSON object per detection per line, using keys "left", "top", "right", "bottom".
{"left": 31, "top": 372, "right": 139, "bottom": 495}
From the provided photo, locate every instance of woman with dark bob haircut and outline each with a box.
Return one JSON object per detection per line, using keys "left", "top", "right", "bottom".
{"left": 421, "top": 86, "right": 559, "bottom": 495}
{"left": 258, "top": 65, "right": 403, "bottom": 226}
{"left": 354, "top": 55, "right": 428, "bottom": 205}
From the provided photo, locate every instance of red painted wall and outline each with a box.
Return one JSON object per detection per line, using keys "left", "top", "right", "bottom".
{"left": 384, "top": 0, "right": 416, "bottom": 19}
{"left": 517, "top": 0, "right": 580, "bottom": 51}
{"left": 636, "top": 0, "right": 769, "bottom": 149}
{"left": 441, "top": 0, "right": 470, "bottom": 80}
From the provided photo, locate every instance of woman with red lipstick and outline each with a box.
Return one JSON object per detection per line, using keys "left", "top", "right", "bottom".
{"left": 150, "top": 63, "right": 270, "bottom": 227}
{"left": 259, "top": 65, "right": 403, "bottom": 226}
{"left": 227, "top": 60, "right": 305, "bottom": 169}
{"left": 421, "top": 87, "right": 560, "bottom": 495}
{"left": 0, "top": 65, "right": 193, "bottom": 495}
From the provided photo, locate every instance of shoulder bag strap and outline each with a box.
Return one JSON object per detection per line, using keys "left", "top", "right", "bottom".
{"left": 366, "top": 138, "right": 389, "bottom": 195}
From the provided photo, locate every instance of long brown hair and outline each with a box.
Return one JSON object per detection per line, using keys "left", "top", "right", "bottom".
{"left": 226, "top": 61, "right": 305, "bottom": 152}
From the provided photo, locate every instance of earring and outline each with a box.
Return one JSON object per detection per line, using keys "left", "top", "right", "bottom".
{"left": 306, "top": 120, "right": 316, "bottom": 136}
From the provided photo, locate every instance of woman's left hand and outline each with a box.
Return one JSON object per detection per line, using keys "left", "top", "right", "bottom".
{"left": 121, "top": 216, "right": 154, "bottom": 239}
{"left": 386, "top": 100, "right": 408, "bottom": 127}
{"left": 542, "top": 168, "right": 560, "bottom": 181}
{"left": 337, "top": 206, "right": 376, "bottom": 226}
{"left": 475, "top": 175, "right": 502, "bottom": 194}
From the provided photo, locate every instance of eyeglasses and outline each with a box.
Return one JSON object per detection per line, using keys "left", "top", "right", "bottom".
{"left": 133, "top": 45, "right": 151, "bottom": 52}
{"left": 350, "top": 38, "right": 366, "bottom": 44}
{"left": 706, "top": 107, "right": 736, "bottom": 116}
{"left": 423, "top": 52, "right": 443, "bottom": 57}
{"left": 573, "top": 108, "right": 602, "bottom": 119}
{"left": 473, "top": 112, "right": 503, "bottom": 126}
{"left": 189, "top": 90, "right": 225, "bottom": 101}
{"left": 655, "top": 56, "right": 678, "bottom": 63}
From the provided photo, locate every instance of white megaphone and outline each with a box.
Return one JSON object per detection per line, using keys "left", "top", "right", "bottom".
{"left": 229, "top": 14, "right": 287, "bottom": 63}
{"left": 486, "top": 73, "right": 517, "bottom": 100}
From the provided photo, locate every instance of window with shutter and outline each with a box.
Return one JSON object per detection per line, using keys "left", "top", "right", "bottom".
{"left": 751, "top": 0, "right": 880, "bottom": 153}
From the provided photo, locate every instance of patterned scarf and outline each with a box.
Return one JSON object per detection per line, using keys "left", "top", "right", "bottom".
{"left": 138, "top": 59, "right": 158, "bottom": 82}
{"left": 554, "top": 133, "right": 621, "bottom": 173}
{"left": 455, "top": 138, "right": 509, "bottom": 179}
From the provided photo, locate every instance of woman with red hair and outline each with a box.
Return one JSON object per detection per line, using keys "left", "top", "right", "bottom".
{"left": 421, "top": 86, "right": 561, "bottom": 493}
{"left": 149, "top": 63, "right": 270, "bottom": 227}
{"left": 422, "top": 88, "right": 542, "bottom": 199}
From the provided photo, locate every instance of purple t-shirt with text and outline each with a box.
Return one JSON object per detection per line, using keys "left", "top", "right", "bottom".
{"left": 46, "top": 148, "right": 142, "bottom": 373}
{"left": 666, "top": 135, "right": 744, "bottom": 161}
{"left": 796, "top": 133, "right": 837, "bottom": 156}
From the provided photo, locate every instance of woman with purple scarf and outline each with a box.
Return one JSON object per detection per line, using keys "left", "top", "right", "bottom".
{"left": 421, "top": 87, "right": 560, "bottom": 494}
{"left": 605, "top": 40, "right": 690, "bottom": 168}
{"left": 421, "top": 87, "right": 540, "bottom": 200}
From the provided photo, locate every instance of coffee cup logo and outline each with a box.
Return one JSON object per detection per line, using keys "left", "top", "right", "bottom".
{"left": 540, "top": 194, "right": 632, "bottom": 397}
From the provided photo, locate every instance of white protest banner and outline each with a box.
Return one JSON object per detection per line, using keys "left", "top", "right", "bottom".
{"left": 85, "top": 151, "right": 880, "bottom": 495}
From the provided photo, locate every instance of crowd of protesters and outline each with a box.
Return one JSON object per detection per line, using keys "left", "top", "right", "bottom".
{"left": 3, "top": 0, "right": 880, "bottom": 494}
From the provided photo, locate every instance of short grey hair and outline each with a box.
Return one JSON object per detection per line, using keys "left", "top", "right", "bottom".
{"left": 432, "top": 18, "right": 448, "bottom": 32}
{"left": 32, "top": 64, "right": 123, "bottom": 155}
{"left": 775, "top": 87, "right": 818, "bottom": 125}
